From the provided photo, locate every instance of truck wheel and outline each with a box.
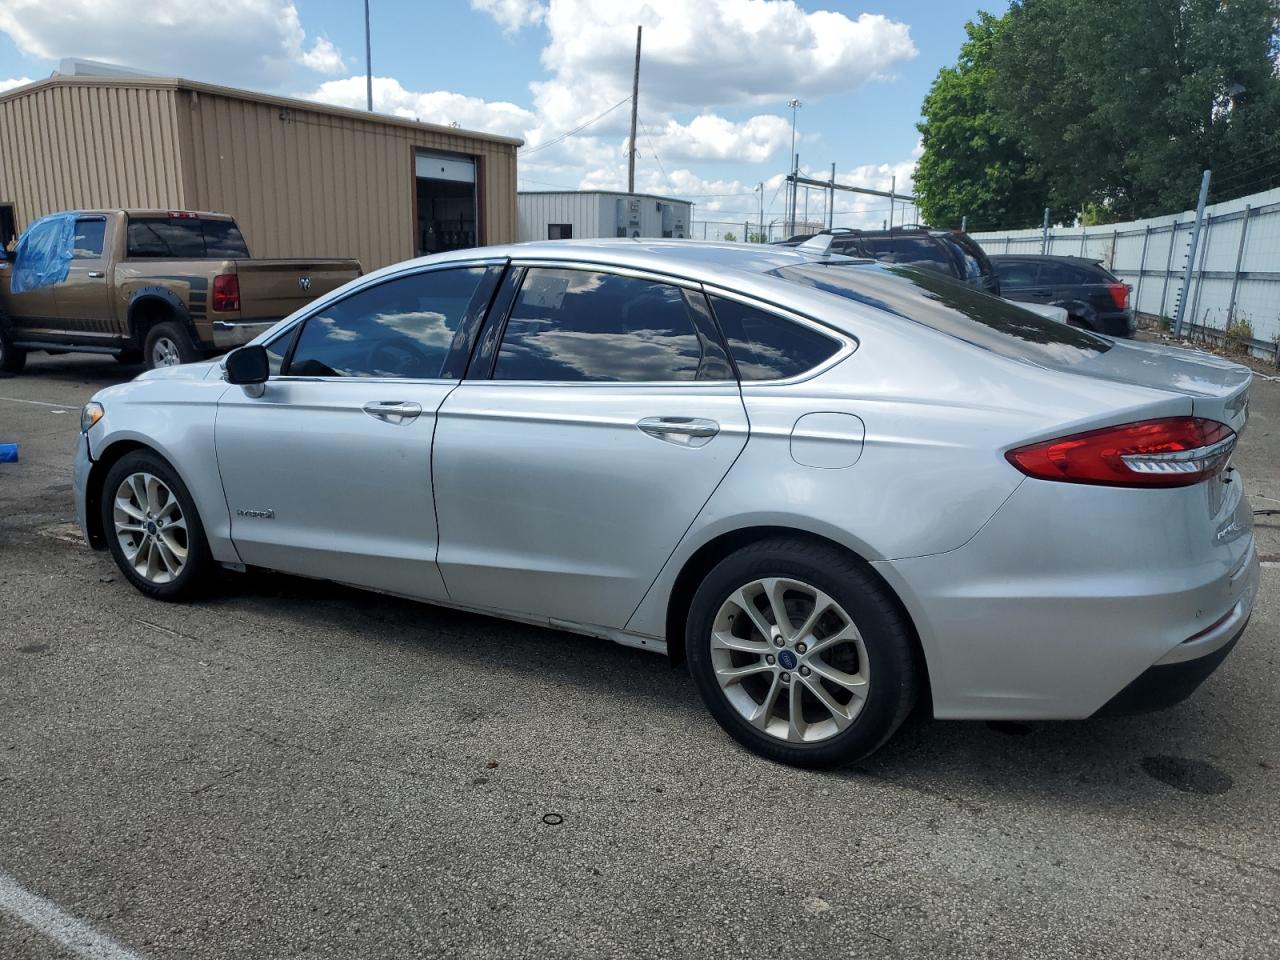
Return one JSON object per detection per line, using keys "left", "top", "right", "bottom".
{"left": 144, "top": 322, "right": 199, "bottom": 369}
{"left": 0, "top": 326, "right": 27, "bottom": 376}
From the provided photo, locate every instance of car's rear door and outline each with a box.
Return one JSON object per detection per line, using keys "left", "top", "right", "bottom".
{"left": 214, "top": 261, "right": 502, "bottom": 601}
{"left": 431, "top": 262, "right": 749, "bottom": 629}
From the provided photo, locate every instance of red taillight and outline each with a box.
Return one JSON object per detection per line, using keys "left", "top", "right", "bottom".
{"left": 1006, "top": 417, "right": 1235, "bottom": 488}
{"left": 1106, "top": 282, "right": 1129, "bottom": 310}
{"left": 212, "top": 273, "right": 240, "bottom": 312}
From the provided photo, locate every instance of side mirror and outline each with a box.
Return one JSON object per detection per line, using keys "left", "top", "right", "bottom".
{"left": 225, "top": 344, "right": 269, "bottom": 385}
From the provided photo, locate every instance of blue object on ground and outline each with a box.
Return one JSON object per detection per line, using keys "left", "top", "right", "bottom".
{"left": 10, "top": 212, "right": 79, "bottom": 294}
{"left": 0, "top": 444, "right": 18, "bottom": 463}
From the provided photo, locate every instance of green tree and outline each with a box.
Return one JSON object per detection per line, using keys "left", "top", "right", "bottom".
{"left": 914, "top": 13, "right": 1056, "bottom": 230}
{"left": 991, "top": 0, "right": 1280, "bottom": 220}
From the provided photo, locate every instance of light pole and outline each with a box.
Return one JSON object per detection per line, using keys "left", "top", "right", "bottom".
{"left": 787, "top": 98, "right": 801, "bottom": 234}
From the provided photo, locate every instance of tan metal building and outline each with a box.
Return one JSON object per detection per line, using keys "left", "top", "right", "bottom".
{"left": 0, "top": 74, "right": 521, "bottom": 271}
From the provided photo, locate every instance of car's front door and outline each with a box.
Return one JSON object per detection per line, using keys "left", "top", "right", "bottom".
{"left": 214, "top": 262, "right": 503, "bottom": 600}
{"left": 432, "top": 264, "right": 750, "bottom": 629}
{"left": 53, "top": 215, "right": 116, "bottom": 337}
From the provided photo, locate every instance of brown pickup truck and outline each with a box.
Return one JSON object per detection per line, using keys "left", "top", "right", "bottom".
{"left": 0, "top": 210, "right": 361, "bottom": 373}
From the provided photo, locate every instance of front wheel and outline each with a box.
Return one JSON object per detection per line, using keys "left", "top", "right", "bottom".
{"left": 100, "top": 450, "right": 214, "bottom": 601}
{"left": 686, "top": 538, "right": 919, "bottom": 768}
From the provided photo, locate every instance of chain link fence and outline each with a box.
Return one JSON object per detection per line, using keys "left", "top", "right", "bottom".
{"left": 971, "top": 186, "right": 1280, "bottom": 361}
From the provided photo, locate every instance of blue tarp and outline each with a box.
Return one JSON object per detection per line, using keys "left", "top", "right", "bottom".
{"left": 10, "top": 212, "right": 79, "bottom": 294}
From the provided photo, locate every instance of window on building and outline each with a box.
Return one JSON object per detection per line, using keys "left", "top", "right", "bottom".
{"left": 285, "top": 267, "right": 492, "bottom": 379}
{"left": 547, "top": 224, "right": 573, "bottom": 240}
{"left": 0, "top": 204, "right": 17, "bottom": 249}
{"left": 493, "top": 268, "right": 730, "bottom": 382}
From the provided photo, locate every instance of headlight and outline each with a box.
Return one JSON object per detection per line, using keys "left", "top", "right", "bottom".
{"left": 80, "top": 402, "right": 104, "bottom": 433}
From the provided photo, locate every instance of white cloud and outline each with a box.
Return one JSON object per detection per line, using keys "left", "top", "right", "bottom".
{"left": 471, "top": 0, "right": 547, "bottom": 32}
{"left": 303, "top": 76, "right": 534, "bottom": 139}
{"left": 645, "top": 114, "right": 793, "bottom": 163}
{"left": 0, "top": 0, "right": 345, "bottom": 87}
{"left": 299, "top": 37, "right": 344, "bottom": 75}
{"left": 0, "top": 77, "right": 34, "bottom": 94}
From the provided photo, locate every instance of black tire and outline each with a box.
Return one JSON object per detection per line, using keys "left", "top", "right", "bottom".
{"left": 0, "top": 320, "right": 26, "bottom": 375}
{"left": 115, "top": 349, "right": 144, "bottom": 365}
{"left": 1066, "top": 317, "right": 1092, "bottom": 331}
{"left": 143, "top": 321, "right": 200, "bottom": 369}
{"left": 686, "top": 537, "right": 919, "bottom": 768}
{"left": 100, "top": 449, "right": 215, "bottom": 601}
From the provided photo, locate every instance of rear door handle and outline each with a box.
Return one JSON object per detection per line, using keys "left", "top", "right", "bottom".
{"left": 637, "top": 416, "right": 719, "bottom": 447}
{"left": 362, "top": 400, "right": 422, "bottom": 424}
{"left": 87, "top": 271, "right": 105, "bottom": 279}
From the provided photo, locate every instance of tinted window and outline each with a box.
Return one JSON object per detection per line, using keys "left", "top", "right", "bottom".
{"left": 859, "top": 236, "right": 954, "bottom": 272}
{"left": 285, "top": 267, "right": 491, "bottom": 379}
{"left": 710, "top": 296, "right": 841, "bottom": 381}
{"left": 1037, "top": 261, "right": 1092, "bottom": 286}
{"left": 493, "top": 268, "right": 731, "bottom": 382}
{"left": 771, "top": 262, "right": 1110, "bottom": 365}
{"left": 126, "top": 217, "right": 250, "bottom": 258}
{"left": 995, "top": 261, "right": 1038, "bottom": 289}
{"left": 71, "top": 218, "right": 106, "bottom": 259}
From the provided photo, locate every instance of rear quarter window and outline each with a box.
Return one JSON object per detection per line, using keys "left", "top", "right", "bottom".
{"left": 772, "top": 262, "right": 1110, "bottom": 365}
{"left": 709, "top": 296, "right": 841, "bottom": 381}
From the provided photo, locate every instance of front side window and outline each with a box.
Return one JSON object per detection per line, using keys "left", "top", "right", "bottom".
{"left": 285, "top": 267, "right": 492, "bottom": 379}
{"left": 71, "top": 218, "right": 106, "bottom": 259}
{"left": 492, "top": 268, "right": 730, "bottom": 382}
{"left": 709, "top": 296, "right": 841, "bottom": 381}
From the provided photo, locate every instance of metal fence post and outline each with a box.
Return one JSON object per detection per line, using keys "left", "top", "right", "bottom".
{"left": 1173, "top": 169, "right": 1212, "bottom": 338}
{"left": 1226, "top": 205, "right": 1252, "bottom": 327}
{"left": 1160, "top": 220, "right": 1179, "bottom": 319}
{"left": 1079, "top": 225, "right": 1087, "bottom": 256}
{"left": 1041, "top": 207, "right": 1049, "bottom": 254}
{"left": 1133, "top": 225, "right": 1151, "bottom": 312}
{"left": 1189, "top": 210, "right": 1213, "bottom": 332}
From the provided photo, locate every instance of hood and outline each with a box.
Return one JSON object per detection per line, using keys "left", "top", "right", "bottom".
{"left": 1071, "top": 337, "right": 1252, "bottom": 433}
{"left": 133, "top": 359, "right": 223, "bottom": 383}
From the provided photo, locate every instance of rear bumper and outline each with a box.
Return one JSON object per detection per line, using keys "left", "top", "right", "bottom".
{"left": 209, "top": 320, "right": 279, "bottom": 350}
{"left": 1097, "top": 310, "right": 1136, "bottom": 338}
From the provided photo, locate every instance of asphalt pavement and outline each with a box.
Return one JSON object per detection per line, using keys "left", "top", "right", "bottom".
{"left": 1, "top": 353, "right": 1277, "bottom": 960}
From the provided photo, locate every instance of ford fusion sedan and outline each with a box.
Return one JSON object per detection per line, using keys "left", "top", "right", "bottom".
{"left": 72, "top": 239, "right": 1258, "bottom": 767}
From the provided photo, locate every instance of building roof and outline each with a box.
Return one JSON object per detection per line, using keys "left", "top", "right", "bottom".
{"left": 517, "top": 190, "right": 693, "bottom": 205}
{"left": 0, "top": 73, "right": 524, "bottom": 148}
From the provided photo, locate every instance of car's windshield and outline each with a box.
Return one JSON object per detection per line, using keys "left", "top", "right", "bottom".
{"left": 771, "top": 261, "right": 1111, "bottom": 365}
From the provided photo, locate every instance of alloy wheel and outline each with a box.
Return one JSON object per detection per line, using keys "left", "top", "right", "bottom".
{"left": 151, "top": 337, "right": 181, "bottom": 367}
{"left": 711, "top": 577, "right": 870, "bottom": 743}
{"left": 112, "top": 472, "right": 189, "bottom": 584}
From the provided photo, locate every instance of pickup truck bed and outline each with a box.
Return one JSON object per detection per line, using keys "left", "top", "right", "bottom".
{"left": 0, "top": 209, "right": 361, "bottom": 372}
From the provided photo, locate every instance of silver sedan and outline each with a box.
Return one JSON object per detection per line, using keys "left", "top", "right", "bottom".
{"left": 72, "top": 239, "right": 1260, "bottom": 767}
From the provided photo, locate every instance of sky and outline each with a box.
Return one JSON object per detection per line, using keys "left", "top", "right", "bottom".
{"left": 0, "top": 0, "right": 1003, "bottom": 230}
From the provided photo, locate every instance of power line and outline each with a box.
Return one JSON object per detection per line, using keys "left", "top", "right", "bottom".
{"left": 521, "top": 96, "right": 632, "bottom": 156}
{"left": 637, "top": 118, "right": 667, "bottom": 179}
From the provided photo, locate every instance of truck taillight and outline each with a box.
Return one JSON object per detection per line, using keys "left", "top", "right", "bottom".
{"left": 1106, "top": 282, "right": 1129, "bottom": 310}
{"left": 1006, "top": 417, "right": 1235, "bottom": 488}
{"left": 212, "top": 273, "right": 240, "bottom": 312}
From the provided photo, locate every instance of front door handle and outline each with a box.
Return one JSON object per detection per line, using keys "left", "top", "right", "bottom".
{"left": 87, "top": 271, "right": 105, "bottom": 279}
{"left": 363, "top": 400, "right": 422, "bottom": 424}
{"left": 637, "top": 416, "right": 719, "bottom": 448}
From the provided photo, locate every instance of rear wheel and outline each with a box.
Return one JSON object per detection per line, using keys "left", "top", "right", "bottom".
{"left": 100, "top": 450, "right": 214, "bottom": 601}
{"left": 0, "top": 323, "right": 26, "bottom": 375}
{"left": 686, "top": 538, "right": 919, "bottom": 768}
{"left": 144, "top": 321, "right": 199, "bottom": 369}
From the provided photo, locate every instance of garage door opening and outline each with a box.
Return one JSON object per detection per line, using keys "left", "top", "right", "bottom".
{"left": 415, "top": 151, "right": 477, "bottom": 255}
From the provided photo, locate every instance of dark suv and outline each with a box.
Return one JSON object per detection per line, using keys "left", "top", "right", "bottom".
{"left": 776, "top": 226, "right": 1001, "bottom": 296}
{"left": 990, "top": 255, "right": 1134, "bottom": 337}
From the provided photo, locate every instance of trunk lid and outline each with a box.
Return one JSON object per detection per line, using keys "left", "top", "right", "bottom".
{"left": 231, "top": 259, "right": 361, "bottom": 322}
{"left": 1070, "top": 337, "right": 1251, "bottom": 433}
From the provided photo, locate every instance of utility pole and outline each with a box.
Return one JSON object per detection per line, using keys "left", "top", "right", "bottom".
{"left": 889, "top": 175, "right": 896, "bottom": 228}
{"left": 756, "top": 182, "right": 764, "bottom": 242}
{"left": 364, "top": 0, "right": 374, "bottom": 111}
{"left": 787, "top": 99, "right": 801, "bottom": 233}
{"left": 1173, "top": 169, "right": 1212, "bottom": 338}
{"left": 1040, "top": 207, "right": 1050, "bottom": 254}
{"left": 627, "top": 26, "right": 642, "bottom": 195}
{"left": 828, "top": 162, "right": 835, "bottom": 229}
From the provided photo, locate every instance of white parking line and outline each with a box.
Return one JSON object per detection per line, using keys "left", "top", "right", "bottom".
{"left": 0, "top": 870, "right": 144, "bottom": 960}
{"left": 0, "top": 396, "right": 70, "bottom": 409}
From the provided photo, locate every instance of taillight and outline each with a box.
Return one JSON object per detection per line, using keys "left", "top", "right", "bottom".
{"left": 212, "top": 273, "right": 240, "bottom": 312}
{"left": 1006, "top": 417, "right": 1235, "bottom": 488}
{"left": 1106, "top": 282, "right": 1129, "bottom": 310}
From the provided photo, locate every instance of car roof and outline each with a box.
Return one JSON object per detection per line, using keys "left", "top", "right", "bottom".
{"left": 989, "top": 254, "right": 1104, "bottom": 265}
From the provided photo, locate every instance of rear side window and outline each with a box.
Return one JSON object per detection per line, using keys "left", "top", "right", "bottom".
{"left": 126, "top": 217, "right": 250, "bottom": 258}
{"left": 995, "top": 260, "right": 1038, "bottom": 289}
{"left": 492, "top": 268, "right": 731, "bottom": 382}
{"left": 709, "top": 296, "right": 841, "bottom": 381}
{"left": 71, "top": 218, "right": 106, "bottom": 259}
{"left": 1037, "top": 261, "right": 1094, "bottom": 286}
{"left": 285, "top": 267, "right": 493, "bottom": 379}
{"left": 772, "top": 262, "right": 1110, "bottom": 364}
{"left": 858, "top": 236, "right": 958, "bottom": 279}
